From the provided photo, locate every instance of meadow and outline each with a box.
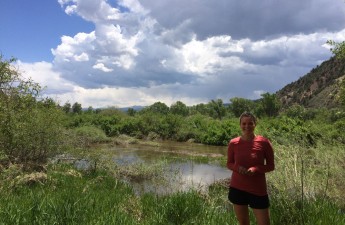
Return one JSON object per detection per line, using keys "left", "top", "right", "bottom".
{"left": 0, "top": 136, "right": 344, "bottom": 225}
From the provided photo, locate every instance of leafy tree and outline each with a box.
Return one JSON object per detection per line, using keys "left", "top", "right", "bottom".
{"left": 229, "top": 97, "right": 255, "bottom": 117}
{"left": 137, "top": 111, "right": 162, "bottom": 137}
{"left": 62, "top": 102, "right": 71, "bottom": 114}
{"left": 118, "top": 116, "right": 142, "bottom": 136}
{"left": 98, "top": 107, "right": 124, "bottom": 116}
{"left": 127, "top": 108, "right": 136, "bottom": 116}
{"left": 190, "top": 103, "right": 209, "bottom": 115}
{"left": 327, "top": 40, "right": 345, "bottom": 59}
{"left": 146, "top": 102, "right": 169, "bottom": 114}
{"left": 0, "top": 56, "right": 64, "bottom": 165}
{"left": 207, "top": 99, "right": 226, "bottom": 120}
{"left": 282, "top": 105, "right": 317, "bottom": 120}
{"left": 158, "top": 114, "right": 183, "bottom": 139}
{"left": 256, "top": 92, "right": 281, "bottom": 117}
{"left": 170, "top": 101, "right": 189, "bottom": 116}
{"left": 72, "top": 102, "right": 82, "bottom": 114}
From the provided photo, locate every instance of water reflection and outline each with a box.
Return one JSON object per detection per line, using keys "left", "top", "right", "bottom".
{"left": 105, "top": 141, "right": 231, "bottom": 195}
{"left": 169, "top": 162, "right": 230, "bottom": 191}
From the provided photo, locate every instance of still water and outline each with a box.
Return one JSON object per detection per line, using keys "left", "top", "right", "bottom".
{"left": 102, "top": 141, "right": 231, "bottom": 195}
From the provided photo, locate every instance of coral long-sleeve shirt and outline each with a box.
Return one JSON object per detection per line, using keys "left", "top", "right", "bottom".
{"left": 227, "top": 135, "right": 275, "bottom": 196}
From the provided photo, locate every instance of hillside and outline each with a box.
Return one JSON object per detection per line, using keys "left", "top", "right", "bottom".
{"left": 276, "top": 57, "right": 345, "bottom": 109}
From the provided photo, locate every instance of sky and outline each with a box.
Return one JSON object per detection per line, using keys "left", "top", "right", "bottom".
{"left": 1, "top": 0, "right": 345, "bottom": 108}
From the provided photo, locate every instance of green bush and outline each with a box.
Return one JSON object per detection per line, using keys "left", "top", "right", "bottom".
{"left": 73, "top": 126, "right": 110, "bottom": 144}
{"left": 0, "top": 56, "right": 64, "bottom": 165}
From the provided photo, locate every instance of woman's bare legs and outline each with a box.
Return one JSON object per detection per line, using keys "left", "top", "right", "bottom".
{"left": 252, "top": 208, "right": 270, "bottom": 225}
{"left": 233, "top": 204, "right": 250, "bottom": 225}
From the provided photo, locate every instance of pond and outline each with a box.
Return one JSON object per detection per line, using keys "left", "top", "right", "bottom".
{"left": 100, "top": 141, "right": 231, "bottom": 195}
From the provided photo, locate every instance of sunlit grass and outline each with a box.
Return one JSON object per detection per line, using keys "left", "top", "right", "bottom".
{"left": 268, "top": 142, "right": 345, "bottom": 224}
{"left": 0, "top": 164, "right": 234, "bottom": 225}
{"left": 1, "top": 141, "right": 344, "bottom": 225}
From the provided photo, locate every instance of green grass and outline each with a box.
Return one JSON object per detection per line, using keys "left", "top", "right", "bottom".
{"left": 0, "top": 164, "right": 344, "bottom": 225}
{"left": 270, "top": 192, "right": 345, "bottom": 225}
{"left": 0, "top": 165, "right": 234, "bottom": 225}
{"left": 267, "top": 143, "right": 345, "bottom": 225}
{"left": 0, "top": 166, "right": 136, "bottom": 225}
{"left": 0, "top": 141, "right": 344, "bottom": 225}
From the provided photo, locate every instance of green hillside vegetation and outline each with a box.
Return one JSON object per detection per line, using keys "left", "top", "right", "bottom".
{"left": 1, "top": 55, "right": 345, "bottom": 224}
{"left": 276, "top": 57, "right": 345, "bottom": 109}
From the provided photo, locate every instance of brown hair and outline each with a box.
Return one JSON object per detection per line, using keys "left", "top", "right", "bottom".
{"left": 239, "top": 112, "right": 257, "bottom": 125}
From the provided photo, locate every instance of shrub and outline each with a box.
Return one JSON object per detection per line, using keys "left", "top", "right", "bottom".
{"left": 0, "top": 56, "right": 64, "bottom": 165}
{"left": 73, "top": 126, "right": 110, "bottom": 144}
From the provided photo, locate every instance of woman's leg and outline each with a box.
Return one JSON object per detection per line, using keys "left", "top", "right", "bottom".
{"left": 233, "top": 204, "right": 250, "bottom": 225}
{"left": 252, "top": 208, "right": 270, "bottom": 225}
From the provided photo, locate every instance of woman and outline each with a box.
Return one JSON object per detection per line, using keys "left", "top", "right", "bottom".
{"left": 227, "top": 112, "right": 275, "bottom": 225}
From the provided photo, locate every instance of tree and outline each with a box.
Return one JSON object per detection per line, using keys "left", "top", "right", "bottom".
{"left": 256, "top": 92, "right": 281, "bottom": 117}
{"left": 62, "top": 102, "right": 71, "bottom": 114}
{"left": 72, "top": 102, "right": 82, "bottom": 114}
{"left": 229, "top": 97, "right": 255, "bottom": 117}
{"left": 190, "top": 103, "right": 209, "bottom": 115}
{"left": 207, "top": 99, "right": 226, "bottom": 120}
{"left": 127, "top": 108, "right": 136, "bottom": 116}
{"left": 170, "top": 101, "right": 189, "bottom": 116}
{"left": 0, "top": 55, "right": 64, "bottom": 165}
{"left": 327, "top": 40, "right": 345, "bottom": 109}
{"left": 147, "top": 102, "right": 169, "bottom": 114}
{"left": 327, "top": 40, "right": 345, "bottom": 59}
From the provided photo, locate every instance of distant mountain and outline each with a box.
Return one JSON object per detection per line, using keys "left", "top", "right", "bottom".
{"left": 118, "top": 105, "right": 145, "bottom": 112}
{"left": 276, "top": 57, "right": 345, "bottom": 109}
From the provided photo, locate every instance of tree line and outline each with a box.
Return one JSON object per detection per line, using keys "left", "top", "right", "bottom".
{"left": 1, "top": 54, "right": 345, "bottom": 169}
{"left": 62, "top": 93, "right": 281, "bottom": 120}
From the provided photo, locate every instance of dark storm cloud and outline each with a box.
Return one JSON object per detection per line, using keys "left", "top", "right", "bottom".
{"left": 46, "top": 0, "right": 345, "bottom": 108}
{"left": 141, "top": 0, "right": 345, "bottom": 41}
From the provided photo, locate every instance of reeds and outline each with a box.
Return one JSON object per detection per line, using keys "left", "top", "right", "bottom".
{"left": 268, "top": 143, "right": 345, "bottom": 225}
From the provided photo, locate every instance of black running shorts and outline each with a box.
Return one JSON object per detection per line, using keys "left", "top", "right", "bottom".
{"left": 228, "top": 187, "right": 269, "bottom": 209}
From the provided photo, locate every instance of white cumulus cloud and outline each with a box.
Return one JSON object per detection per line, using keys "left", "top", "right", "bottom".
{"left": 16, "top": 0, "right": 345, "bottom": 108}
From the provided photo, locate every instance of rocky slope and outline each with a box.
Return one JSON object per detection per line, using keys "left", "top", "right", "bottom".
{"left": 276, "top": 57, "right": 345, "bottom": 109}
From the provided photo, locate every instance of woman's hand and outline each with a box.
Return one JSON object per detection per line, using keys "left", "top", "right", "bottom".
{"left": 246, "top": 167, "right": 257, "bottom": 176}
{"left": 238, "top": 166, "right": 257, "bottom": 176}
{"left": 238, "top": 166, "right": 248, "bottom": 175}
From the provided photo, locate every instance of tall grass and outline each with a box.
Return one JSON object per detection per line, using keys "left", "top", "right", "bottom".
{"left": 0, "top": 165, "right": 137, "bottom": 225}
{"left": 0, "top": 164, "right": 235, "bottom": 225}
{"left": 0, "top": 142, "right": 344, "bottom": 225}
{"left": 268, "top": 143, "right": 345, "bottom": 224}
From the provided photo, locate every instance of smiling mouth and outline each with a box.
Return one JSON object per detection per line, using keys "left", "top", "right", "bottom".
{"left": 243, "top": 129, "right": 253, "bottom": 132}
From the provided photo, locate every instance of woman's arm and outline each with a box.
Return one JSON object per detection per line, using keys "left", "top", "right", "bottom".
{"left": 227, "top": 142, "right": 240, "bottom": 172}
{"left": 248, "top": 141, "right": 275, "bottom": 174}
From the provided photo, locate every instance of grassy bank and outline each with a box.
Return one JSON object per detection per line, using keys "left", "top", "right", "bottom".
{"left": 0, "top": 144, "right": 344, "bottom": 225}
{"left": 1, "top": 135, "right": 344, "bottom": 225}
{"left": 0, "top": 164, "right": 234, "bottom": 225}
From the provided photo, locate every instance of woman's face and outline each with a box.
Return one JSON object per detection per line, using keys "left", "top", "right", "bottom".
{"left": 240, "top": 116, "right": 256, "bottom": 136}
